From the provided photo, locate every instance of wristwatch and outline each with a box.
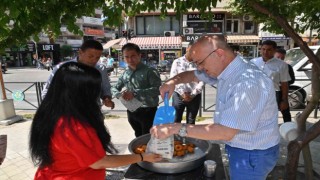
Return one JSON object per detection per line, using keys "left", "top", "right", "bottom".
{"left": 178, "top": 123, "right": 188, "bottom": 137}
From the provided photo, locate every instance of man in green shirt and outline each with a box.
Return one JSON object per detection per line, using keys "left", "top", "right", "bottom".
{"left": 111, "top": 43, "right": 162, "bottom": 137}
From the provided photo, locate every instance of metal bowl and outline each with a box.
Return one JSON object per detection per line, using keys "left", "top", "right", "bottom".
{"left": 128, "top": 133, "right": 212, "bottom": 174}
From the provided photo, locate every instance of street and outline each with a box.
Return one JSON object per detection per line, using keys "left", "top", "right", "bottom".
{"left": 1, "top": 67, "right": 217, "bottom": 115}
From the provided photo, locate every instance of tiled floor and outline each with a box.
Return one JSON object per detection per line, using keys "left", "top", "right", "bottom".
{"left": 1, "top": 114, "right": 320, "bottom": 179}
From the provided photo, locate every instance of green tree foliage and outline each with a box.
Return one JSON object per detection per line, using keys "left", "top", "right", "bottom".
{"left": 229, "top": 0, "right": 320, "bottom": 36}
{"left": 0, "top": 0, "right": 218, "bottom": 50}
{"left": 1, "top": 1, "right": 320, "bottom": 179}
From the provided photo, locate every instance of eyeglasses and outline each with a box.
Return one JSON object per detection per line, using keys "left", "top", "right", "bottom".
{"left": 193, "top": 49, "right": 218, "bottom": 67}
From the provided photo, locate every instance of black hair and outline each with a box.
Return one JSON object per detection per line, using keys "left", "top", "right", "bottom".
{"left": 275, "top": 48, "right": 286, "bottom": 55}
{"left": 80, "top": 40, "right": 103, "bottom": 51}
{"left": 29, "top": 62, "right": 117, "bottom": 167}
{"left": 262, "top": 40, "right": 277, "bottom": 49}
{"left": 121, "top": 43, "right": 141, "bottom": 54}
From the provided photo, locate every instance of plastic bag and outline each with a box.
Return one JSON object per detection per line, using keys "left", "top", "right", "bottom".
{"left": 146, "top": 93, "right": 175, "bottom": 159}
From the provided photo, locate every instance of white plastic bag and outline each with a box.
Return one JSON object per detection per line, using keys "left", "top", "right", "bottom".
{"left": 146, "top": 135, "right": 174, "bottom": 159}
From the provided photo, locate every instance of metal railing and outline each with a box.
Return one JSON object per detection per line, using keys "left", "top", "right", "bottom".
{"left": 3, "top": 79, "right": 319, "bottom": 118}
{"left": 3, "top": 82, "right": 45, "bottom": 110}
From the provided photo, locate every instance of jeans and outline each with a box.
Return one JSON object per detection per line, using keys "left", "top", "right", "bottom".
{"left": 226, "top": 144, "right": 279, "bottom": 180}
{"left": 127, "top": 107, "right": 157, "bottom": 137}
{"left": 172, "top": 92, "right": 201, "bottom": 124}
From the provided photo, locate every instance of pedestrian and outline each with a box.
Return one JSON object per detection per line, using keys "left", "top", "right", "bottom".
{"left": 150, "top": 35, "right": 280, "bottom": 180}
{"left": 29, "top": 62, "right": 162, "bottom": 180}
{"left": 46, "top": 57, "right": 53, "bottom": 71}
{"left": 251, "top": 41, "right": 292, "bottom": 122}
{"left": 170, "top": 43, "right": 204, "bottom": 124}
{"left": 275, "top": 48, "right": 295, "bottom": 121}
{"left": 107, "top": 54, "right": 115, "bottom": 68}
{"left": 111, "top": 43, "right": 162, "bottom": 137}
{"left": 274, "top": 48, "right": 295, "bottom": 85}
{"left": 99, "top": 52, "right": 108, "bottom": 65}
{"left": 41, "top": 40, "right": 114, "bottom": 109}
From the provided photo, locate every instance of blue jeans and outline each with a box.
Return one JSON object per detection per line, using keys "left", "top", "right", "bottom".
{"left": 226, "top": 144, "right": 279, "bottom": 180}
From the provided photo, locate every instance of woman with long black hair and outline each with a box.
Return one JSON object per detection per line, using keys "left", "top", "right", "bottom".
{"left": 29, "top": 62, "right": 161, "bottom": 179}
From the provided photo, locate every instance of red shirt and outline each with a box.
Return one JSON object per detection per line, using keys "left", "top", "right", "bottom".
{"left": 34, "top": 117, "right": 106, "bottom": 180}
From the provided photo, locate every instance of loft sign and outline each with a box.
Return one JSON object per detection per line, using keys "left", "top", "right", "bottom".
{"left": 42, "top": 45, "right": 54, "bottom": 51}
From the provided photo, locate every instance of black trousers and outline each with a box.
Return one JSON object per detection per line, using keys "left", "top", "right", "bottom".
{"left": 276, "top": 91, "right": 292, "bottom": 122}
{"left": 172, "top": 92, "right": 201, "bottom": 124}
{"left": 127, "top": 107, "right": 157, "bottom": 137}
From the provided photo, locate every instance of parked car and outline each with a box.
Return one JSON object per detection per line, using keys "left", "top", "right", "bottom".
{"left": 157, "top": 60, "right": 172, "bottom": 72}
{"left": 284, "top": 45, "right": 320, "bottom": 109}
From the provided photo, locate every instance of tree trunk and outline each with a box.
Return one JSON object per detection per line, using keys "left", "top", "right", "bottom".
{"left": 247, "top": 1, "right": 320, "bottom": 179}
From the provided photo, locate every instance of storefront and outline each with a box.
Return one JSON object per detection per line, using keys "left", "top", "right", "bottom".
{"left": 118, "top": 37, "right": 182, "bottom": 65}
{"left": 3, "top": 43, "right": 36, "bottom": 67}
{"left": 37, "top": 44, "right": 61, "bottom": 65}
{"left": 184, "top": 34, "right": 260, "bottom": 60}
{"left": 228, "top": 35, "right": 260, "bottom": 60}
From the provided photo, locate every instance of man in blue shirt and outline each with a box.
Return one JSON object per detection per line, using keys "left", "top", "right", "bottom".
{"left": 42, "top": 40, "right": 114, "bottom": 109}
{"left": 106, "top": 54, "right": 115, "bottom": 68}
{"left": 150, "top": 35, "right": 280, "bottom": 180}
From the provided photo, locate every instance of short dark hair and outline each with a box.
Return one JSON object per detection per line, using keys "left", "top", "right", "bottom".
{"left": 80, "top": 40, "right": 103, "bottom": 51}
{"left": 30, "top": 62, "right": 117, "bottom": 167}
{"left": 121, "top": 43, "right": 141, "bottom": 54}
{"left": 275, "top": 48, "right": 286, "bottom": 55}
{"left": 261, "top": 40, "right": 277, "bottom": 49}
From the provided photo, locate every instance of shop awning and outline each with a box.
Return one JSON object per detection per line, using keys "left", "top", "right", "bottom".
{"left": 227, "top": 35, "right": 260, "bottom": 43}
{"left": 119, "top": 37, "right": 182, "bottom": 49}
{"left": 103, "top": 38, "right": 123, "bottom": 49}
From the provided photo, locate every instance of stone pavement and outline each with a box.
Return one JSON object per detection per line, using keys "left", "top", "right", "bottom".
{"left": 0, "top": 111, "right": 319, "bottom": 180}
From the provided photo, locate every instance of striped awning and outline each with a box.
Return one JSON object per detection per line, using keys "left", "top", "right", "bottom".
{"left": 119, "top": 37, "right": 182, "bottom": 49}
{"left": 227, "top": 35, "right": 260, "bottom": 43}
{"left": 103, "top": 38, "right": 123, "bottom": 49}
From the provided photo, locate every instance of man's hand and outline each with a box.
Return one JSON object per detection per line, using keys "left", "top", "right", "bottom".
{"left": 159, "top": 80, "right": 176, "bottom": 100}
{"left": 279, "top": 100, "right": 289, "bottom": 111}
{"left": 181, "top": 92, "right": 193, "bottom": 102}
{"left": 103, "top": 98, "right": 115, "bottom": 109}
{"left": 122, "top": 91, "right": 134, "bottom": 101}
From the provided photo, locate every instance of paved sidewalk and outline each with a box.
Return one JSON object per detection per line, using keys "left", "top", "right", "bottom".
{"left": 0, "top": 111, "right": 319, "bottom": 179}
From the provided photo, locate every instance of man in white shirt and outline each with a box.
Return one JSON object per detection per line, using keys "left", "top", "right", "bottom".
{"left": 251, "top": 40, "right": 291, "bottom": 122}
{"left": 170, "top": 44, "right": 204, "bottom": 124}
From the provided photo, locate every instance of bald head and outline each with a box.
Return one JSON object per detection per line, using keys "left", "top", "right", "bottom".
{"left": 189, "top": 35, "right": 237, "bottom": 77}
{"left": 193, "top": 35, "right": 231, "bottom": 50}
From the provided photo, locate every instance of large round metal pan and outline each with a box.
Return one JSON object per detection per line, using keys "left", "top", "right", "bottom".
{"left": 128, "top": 133, "right": 212, "bottom": 174}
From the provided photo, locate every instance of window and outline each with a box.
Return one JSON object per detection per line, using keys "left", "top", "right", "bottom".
{"left": 244, "top": 21, "right": 254, "bottom": 33}
{"left": 136, "top": 17, "right": 144, "bottom": 35}
{"left": 226, "top": 19, "right": 239, "bottom": 34}
{"left": 136, "top": 16, "right": 180, "bottom": 35}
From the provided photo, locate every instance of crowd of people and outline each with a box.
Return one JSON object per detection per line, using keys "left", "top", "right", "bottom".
{"left": 29, "top": 37, "right": 294, "bottom": 179}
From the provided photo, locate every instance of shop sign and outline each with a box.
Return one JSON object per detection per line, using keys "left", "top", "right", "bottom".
{"left": 187, "top": 21, "right": 223, "bottom": 33}
{"left": 187, "top": 13, "right": 224, "bottom": 21}
{"left": 262, "top": 37, "right": 290, "bottom": 40}
{"left": 4, "top": 44, "right": 35, "bottom": 52}
{"left": 139, "top": 45, "right": 181, "bottom": 50}
{"left": 42, "top": 44, "right": 54, "bottom": 51}
{"left": 85, "top": 28, "right": 104, "bottom": 36}
{"left": 72, "top": 47, "right": 80, "bottom": 51}
{"left": 38, "top": 44, "right": 59, "bottom": 52}
{"left": 185, "top": 35, "right": 203, "bottom": 42}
